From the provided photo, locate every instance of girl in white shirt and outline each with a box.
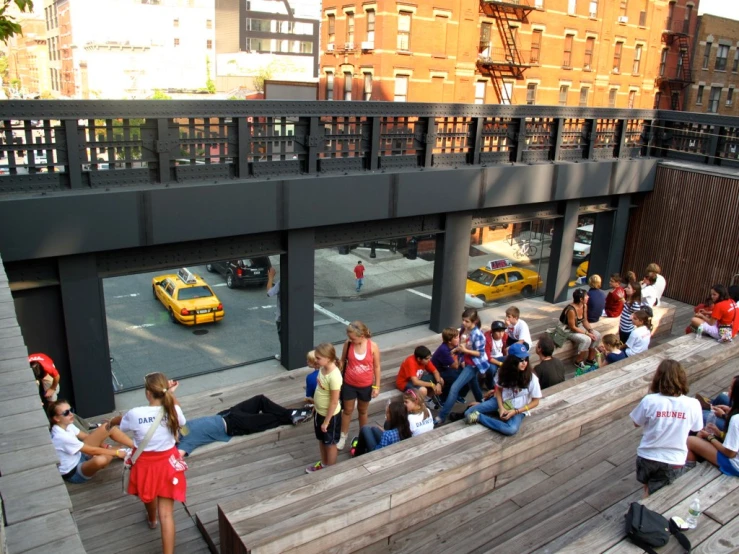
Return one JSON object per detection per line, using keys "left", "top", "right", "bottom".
{"left": 120, "top": 372, "right": 186, "bottom": 554}
{"left": 403, "top": 389, "right": 434, "bottom": 437}
{"left": 625, "top": 310, "right": 652, "bottom": 357}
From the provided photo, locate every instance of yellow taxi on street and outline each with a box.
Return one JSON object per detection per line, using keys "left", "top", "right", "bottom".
{"left": 576, "top": 261, "right": 589, "bottom": 279}
{"left": 465, "top": 259, "right": 542, "bottom": 303}
{"left": 152, "top": 268, "right": 224, "bottom": 325}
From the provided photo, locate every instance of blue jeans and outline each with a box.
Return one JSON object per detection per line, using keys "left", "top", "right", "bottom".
{"left": 178, "top": 415, "right": 232, "bottom": 455}
{"left": 437, "top": 366, "right": 483, "bottom": 422}
{"left": 464, "top": 397, "right": 525, "bottom": 436}
{"left": 702, "top": 392, "right": 731, "bottom": 431}
{"left": 356, "top": 278, "right": 363, "bottom": 291}
{"left": 354, "top": 425, "right": 382, "bottom": 456}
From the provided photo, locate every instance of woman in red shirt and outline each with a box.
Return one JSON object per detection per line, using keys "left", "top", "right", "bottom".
{"left": 338, "top": 321, "right": 382, "bottom": 450}
{"left": 604, "top": 273, "right": 625, "bottom": 318}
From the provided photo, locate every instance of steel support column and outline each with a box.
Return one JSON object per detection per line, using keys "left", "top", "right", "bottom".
{"left": 280, "top": 228, "right": 315, "bottom": 370}
{"left": 607, "top": 194, "right": 632, "bottom": 277}
{"left": 544, "top": 200, "right": 579, "bottom": 304}
{"left": 588, "top": 210, "right": 615, "bottom": 282}
{"left": 430, "top": 213, "right": 472, "bottom": 332}
{"left": 58, "top": 254, "right": 113, "bottom": 417}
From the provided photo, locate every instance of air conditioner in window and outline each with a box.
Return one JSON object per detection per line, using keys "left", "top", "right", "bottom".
{"left": 617, "top": 16, "right": 628, "bottom": 23}
{"left": 326, "top": 43, "right": 335, "bottom": 51}
{"left": 589, "top": 11, "right": 597, "bottom": 18}
{"left": 583, "top": 64, "right": 591, "bottom": 71}
{"left": 613, "top": 67, "right": 620, "bottom": 74}
{"left": 361, "top": 41, "right": 374, "bottom": 50}
{"left": 344, "top": 42, "right": 355, "bottom": 51}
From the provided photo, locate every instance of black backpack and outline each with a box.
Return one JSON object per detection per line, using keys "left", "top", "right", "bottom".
{"left": 625, "top": 502, "right": 691, "bottom": 553}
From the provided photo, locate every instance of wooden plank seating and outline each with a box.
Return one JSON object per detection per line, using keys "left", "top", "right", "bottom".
{"left": 215, "top": 330, "right": 736, "bottom": 554}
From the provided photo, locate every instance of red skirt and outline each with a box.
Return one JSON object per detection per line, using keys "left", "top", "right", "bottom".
{"left": 127, "top": 446, "right": 187, "bottom": 504}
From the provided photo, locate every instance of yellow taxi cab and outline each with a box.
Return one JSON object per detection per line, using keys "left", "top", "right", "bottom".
{"left": 465, "top": 259, "right": 542, "bottom": 303}
{"left": 152, "top": 268, "right": 224, "bottom": 325}
{"left": 576, "top": 261, "right": 589, "bottom": 279}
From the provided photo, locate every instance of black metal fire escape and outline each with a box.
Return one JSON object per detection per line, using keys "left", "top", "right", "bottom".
{"left": 477, "top": 0, "right": 535, "bottom": 104}
{"left": 657, "top": 18, "right": 694, "bottom": 110}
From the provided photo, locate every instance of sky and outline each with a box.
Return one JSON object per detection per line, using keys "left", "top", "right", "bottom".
{"left": 698, "top": 0, "right": 739, "bottom": 20}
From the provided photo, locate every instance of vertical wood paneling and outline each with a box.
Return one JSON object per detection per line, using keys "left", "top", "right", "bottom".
{"left": 623, "top": 166, "right": 739, "bottom": 306}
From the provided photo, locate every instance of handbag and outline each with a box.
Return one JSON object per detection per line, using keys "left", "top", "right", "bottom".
{"left": 122, "top": 407, "right": 164, "bottom": 495}
{"left": 547, "top": 324, "right": 569, "bottom": 348}
{"left": 624, "top": 502, "right": 691, "bottom": 554}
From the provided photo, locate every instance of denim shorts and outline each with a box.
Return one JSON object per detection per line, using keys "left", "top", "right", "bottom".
{"left": 636, "top": 456, "right": 685, "bottom": 494}
{"left": 63, "top": 453, "right": 92, "bottom": 484}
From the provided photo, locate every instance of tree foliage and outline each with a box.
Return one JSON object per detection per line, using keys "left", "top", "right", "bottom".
{"left": 151, "top": 89, "right": 172, "bottom": 100}
{"left": 0, "top": 0, "right": 34, "bottom": 43}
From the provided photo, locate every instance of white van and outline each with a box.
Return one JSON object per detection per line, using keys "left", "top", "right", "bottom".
{"left": 573, "top": 224, "right": 593, "bottom": 263}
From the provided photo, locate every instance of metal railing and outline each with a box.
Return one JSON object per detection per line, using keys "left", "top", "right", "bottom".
{"left": 0, "top": 102, "right": 737, "bottom": 193}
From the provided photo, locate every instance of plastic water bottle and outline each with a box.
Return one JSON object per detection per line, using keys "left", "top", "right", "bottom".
{"left": 695, "top": 326, "right": 703, "bottom": 340}
{"left": 686, "top": 497, "right": 701, "bottom": 529}
{"left": 705, "top": 411, "right": 717, "bottom": 429}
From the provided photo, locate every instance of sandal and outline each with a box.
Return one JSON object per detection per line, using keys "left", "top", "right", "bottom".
{"left": 148, "top": 519, "right": 158, "bottom": 529}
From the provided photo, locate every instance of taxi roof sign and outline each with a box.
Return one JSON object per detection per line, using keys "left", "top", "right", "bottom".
{"left": 485, "top": 259, "right": 513, "bottom": 271}
{"left": 177, "top": 268, "right": 198, "bottom": 285}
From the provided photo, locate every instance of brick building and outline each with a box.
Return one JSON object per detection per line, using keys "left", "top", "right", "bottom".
{"left": 5, "top": 17, "right": 51, "bottom": 97}
{"left": 684, "top": 13, "right": 739, "bottom": 116}
{"left": 318, "top": 0, "right": 698, "bottom": 108}
{"left": 654, "top": 0, "right": 698, "bottom": 110}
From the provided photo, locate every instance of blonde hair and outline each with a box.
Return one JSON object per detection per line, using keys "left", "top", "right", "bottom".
{"left": 346, "top": 320, "right": 371, "bottom": 338}
{"left": 306, "top": 350, "right": 316, "bottom": 365}
{"left": 314, "top": 343, "right": 340, "bottom": 366}
{"left": 588, "top": 274, "right": 602, "bottom": 288}
{"left": 602, "top": 334, "right": 623, "bottom": 350}
{"left": 646, "top": 263, "right": 661, "bottom": 275}
{"left": 505, "top": 306, "right": 520, "bottom": 318}
{"left": 403, "top": 389, "right": 431, "bottom": 419}
{"left": 144, "top": 372, "right": 180, "bottom": 438}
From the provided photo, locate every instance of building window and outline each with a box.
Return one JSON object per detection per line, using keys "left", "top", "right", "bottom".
{"left": 568, "top": 0, "right": 576, "bottom": 15}
{"left": 434, "top": 15, "right": 449, "bottom": 56}
{"left": 683, "top": 4, "right": 692, "bottom": 33}
{"left": 666, "top": 1, "right": 675, "bottom": 29}
{"left": 733, "top": 49, "right": 739, "bottom": 72}
{"left": 363, "top": 72, "right": 372, "bottom": 100}
{"left": 173, "top": 18, "right": 179, "bottom": 27}
{"left": 366, "top": 10, "right": 375, "bottom": 44}
{"left": 563, "top": 34, "right": 574, "bottom": 68}
{"left": 531, "top": 30, "right": 542, "bottom": 65}
{"left": 727, "top": 86, "right": 734, "bottom": 106}
{"left": 628, "top": 90, "right": 636, "bottom": 108}
{"left": 608, "top": 88, "right": 617, "bottom": 107}
{"left": 583, "top": 37, "right": 594, "bottom": 70}
{"left": 703, "top": 42, "right": 712, "bottom": 69}
{"left": 676, "top": 54, "right": 684, "bottom": 79}
{"left": 394, "top": 75, "right": 409, "bottom": 101}
{"left": 206, "top": 19, "right": 212, "bottom": 29}
{"left": 559, "top": 85, "right": 569, "bottom": 105}
{"left": 708, "top": 86, "right": 721, "bottom": 113}
{"left": 397, "top": 12, "right": 411, "bottom": 51}
{"left": 327, "top": 14, "right": 335, "bottom": 45}
{"left": 526, "top": 83, "right": 537, "bottom": 105}
{"left": 716, "top": 45, "right": 729, "bottom": 71}
{"left": 326, "top": 72, "right": 334, "bottom": 100}
{"left": 633, "top": 44, "right": 642, "bottom": 74}
{"left": 589, "top": 0, "right": 598, "bottom": 17}
{"left": 207, "top": 39, "right": 212, "bottom": 49}
{"left": 343, "top": 72, "right": 353, "bottom": 100}
{"left": 659, "top": 48, "right": 668, "bottom": 76}
{"left": 579, "top": 86, "right": 589, "bottom": 106}
{"left": 474, "top": 81, "right": 486, "bottom": 104}
{"left": 174, "top": 38, "right": 180, "bottom": 47}
{"left": 696, "top": 85, "right": 704, "bottom": 104}
{"left": 613, "top": 42, "right": 623, "bottom": 73}
{"left": 480, "top": 22, "right": 492, "bottom": 58}
{"left": 346, "top": 12, "right": 354, "bottom": 46}
{"left": 619, "top": 0, "right": 628, "bottom": 17}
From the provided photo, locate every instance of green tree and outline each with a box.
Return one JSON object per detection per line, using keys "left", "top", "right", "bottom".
{"left": 0, "top": 1, "right": 34, "bottom": 43}
{"left": 151, "top": 89, "right": 172, "bottom": 100}
{"left": 253, "top": 65, "right": 273, "bottom": 94}
{"left": 205, "top": 56, "right": 215, "bottom": 94}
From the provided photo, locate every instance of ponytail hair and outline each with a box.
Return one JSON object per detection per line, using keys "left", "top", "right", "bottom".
{"left": 144, "top": 372, "right": 180, "bottom": 438}
{"left": 314, "top": 342, "right": 341, "bottom": 366}
{"left": 602, "top": 334, "right": 624, "bottom": 350}
{"left": 633, "top": 310, "right": 653, "bottom": 331}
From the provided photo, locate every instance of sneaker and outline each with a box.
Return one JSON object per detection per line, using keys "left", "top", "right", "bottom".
{"left": 465, "top": 411, "right": 480, "bottom": 425}
{"left": 574, "top": 361, "right": 588, "bottom": 371}
{"left": 349, "top": 436, "right": 359, "bottom": 457}
{"left": 433, "top": 418, "right": 444, "bottom": 428}
{"left": 305, "top": 461, "right": 323, "bottom": 473}
{"left": 449, "top": 412, "right": 466, "bottom": 422}
{"left": 336, "top": 432, "right": 348, "bottom": 450}
{"left": 456, "top": 396, "right": 467, "bottom": 404}
{"left": 290, "top": 409, "right": 313, "bottom": 426}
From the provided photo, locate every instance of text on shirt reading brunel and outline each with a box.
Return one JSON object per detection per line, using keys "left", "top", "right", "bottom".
{"left": 654, "top": 411, "right": 687, "bottom": 419}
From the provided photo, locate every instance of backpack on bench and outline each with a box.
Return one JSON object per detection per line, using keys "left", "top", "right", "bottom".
{"left": 625, "top": 502, "right": 691, "bottom": 553}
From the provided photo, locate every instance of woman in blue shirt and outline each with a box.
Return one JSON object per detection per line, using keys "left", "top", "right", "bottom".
{"left": 350, "top": 400, "right": 411, "bottom": 457}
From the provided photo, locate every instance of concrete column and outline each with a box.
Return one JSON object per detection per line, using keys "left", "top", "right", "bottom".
{"left": 588, "top": 210, "right": 615, "bottom": 282}
{"left": 607, "top": 194, "right": 632, "bottom": 277}
{"left": 545, "top": 200, "right": 580, "bottom": 304}
{"left": 280, "top": 228, "right": 315, "bottom": 370}
{"left": 430, "top": 213, "right": 472, "bottom": 332}
{"left": 58, "top": 254, "right": 113, "bottom": 417}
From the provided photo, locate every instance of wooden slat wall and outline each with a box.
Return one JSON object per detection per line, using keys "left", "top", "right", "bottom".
{"left": 623, "top": 164, "right": 739, "bottom": 307}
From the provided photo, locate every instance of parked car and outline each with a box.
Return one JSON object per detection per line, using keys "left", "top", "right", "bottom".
{"left": 573, "top": 224, "right": 593, "bottom": 264}
{"left": 152, "top": 268, "right": 224, "bottom": 325}
{"left": 205, "top": 257, "right": 272, "bottom": 288}
{"left": 465, "top": 260, "right": 542, "bottom": 303}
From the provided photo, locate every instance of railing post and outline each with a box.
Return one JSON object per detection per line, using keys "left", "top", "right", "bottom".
{"left": 614, "top": 117, "right": 628, "bottom": 158}
{"left": 236, "top": 116, "right": 251, "bottom": 178}
{"left": 307, "top": 116, "right": 320, "bottom": 174}
{"left": 514, "top": 117, "right": 526, "bottom": 162}
{"left": 585, "top": 118, "right": 597, "bottom": 160}
{"left": 423, "top": 116, "right": 435, "bottom": 168}
{"left": 368, "top": 115, "right": 380, "bottom": 170}
{"left": 552, "top": 117, "right": 564, "bottom": 161}
{"left": 470, "top": 116, "right": 484, "bottom": 165}
{"left": 708, "top": 125, "right": 722, "bottom": 166}
{"left": 155, "top": 118, "right": 171, "bottom": 184}
{"left": 63, "top": 119, "right": 83, "bottom": 188}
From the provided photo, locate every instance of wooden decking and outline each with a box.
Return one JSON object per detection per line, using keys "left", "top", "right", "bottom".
{"left": 67, "top": 297, "right": 707, "bottom": 553}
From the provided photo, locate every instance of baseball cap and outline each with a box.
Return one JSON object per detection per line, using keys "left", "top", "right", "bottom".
{"left": 490, "top": 320, "right": 506, "bottom": 331}
{"left": 508, "top": 342, "right": 529, "bottom": 360}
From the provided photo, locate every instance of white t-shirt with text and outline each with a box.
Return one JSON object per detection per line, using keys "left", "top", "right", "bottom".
{"left": 51, "top": 423, "right": 84, "bottom": 474}
{"left": 120, "top": 405, "right": 186, "bottom": 452}
{"left": 722, "top": 415, "right": 739, "bottom": 474}
{"left": 509, "top": 319, "right": 532, "bottom": 346}
{"left": 625, "top": 325, "right": 651, "bottom": 356}
{"left": 630, "top": 393, "right": 702, "bottom": 465}
{"left": 408, "top": 410, "right": 434, "bottom": 437}
{"left": 494, "top": 373, "right": 542, "bottom": 411}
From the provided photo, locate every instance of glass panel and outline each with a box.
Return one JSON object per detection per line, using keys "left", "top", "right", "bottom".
{"left": 569, "top": 214, "right": 595, "bottom": 292}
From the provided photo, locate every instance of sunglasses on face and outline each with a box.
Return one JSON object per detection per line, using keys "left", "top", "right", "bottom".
{"left": 516, "top": 357, "right": 529, "bottom": 363}
{"left": 58, "top": 409, "right": 73, "bottom": 417}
